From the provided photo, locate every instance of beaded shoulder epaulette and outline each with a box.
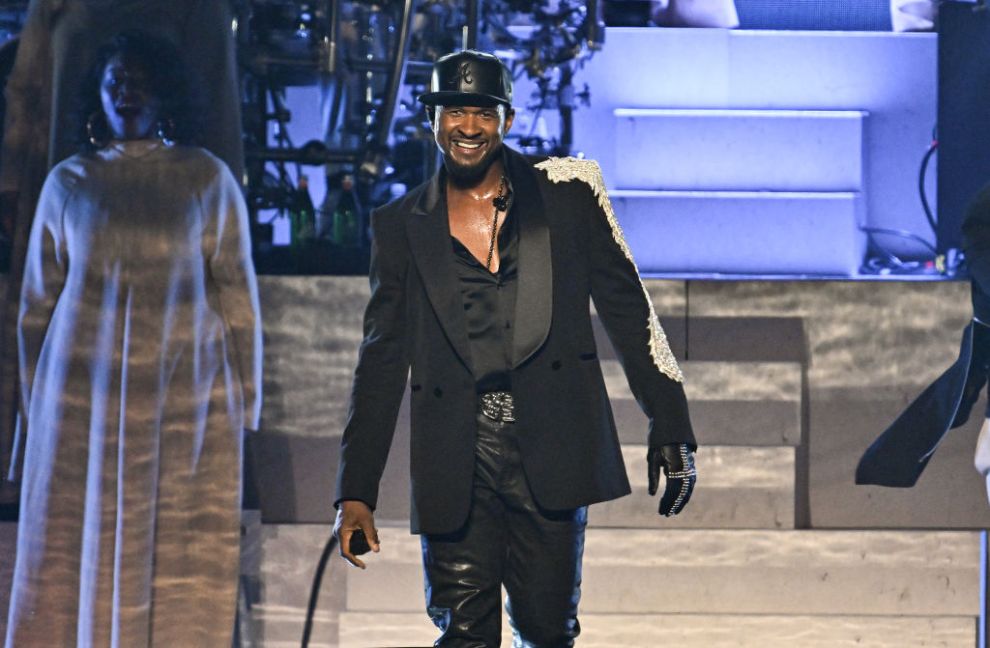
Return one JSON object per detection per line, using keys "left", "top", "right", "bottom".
{"left": 535, "top": 156, "right": 684, "bottom": 383}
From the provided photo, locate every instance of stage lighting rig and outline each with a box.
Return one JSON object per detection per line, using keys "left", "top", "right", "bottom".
{"left": 237, "top": 0, "right": 605, "bottom": 271}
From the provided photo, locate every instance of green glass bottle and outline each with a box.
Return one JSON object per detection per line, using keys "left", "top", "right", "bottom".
{"left": 290, "top": 174, "right": 316, "bottom": 250}
{"left": 332, "top": 174, "right": 361, "bottom": 248}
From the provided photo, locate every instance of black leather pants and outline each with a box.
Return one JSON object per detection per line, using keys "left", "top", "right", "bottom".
{"left": 421, "top": 409, "right": 586, "bottom": 648}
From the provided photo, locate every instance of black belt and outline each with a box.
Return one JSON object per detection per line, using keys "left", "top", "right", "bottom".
{"left": 479, "top": 391, "right": 515, "bottom": 423}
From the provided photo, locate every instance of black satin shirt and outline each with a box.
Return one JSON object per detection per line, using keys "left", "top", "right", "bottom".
{"left": 451, "top": 192, "right": 518, "bottom": 393}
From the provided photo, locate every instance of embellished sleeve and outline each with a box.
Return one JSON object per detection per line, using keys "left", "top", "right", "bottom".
{"left": 536, "top": 156, "right": 695, "bottom": 448}
{"left": 536, "top": 156, "right": 682, "bottom": 381}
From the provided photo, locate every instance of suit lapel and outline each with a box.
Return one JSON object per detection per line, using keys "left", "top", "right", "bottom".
{"left": 406, "top": 172, "right": 474, "bottom": 372}
{"left": 507, "top": 149, "right": 553, "bottom": 368}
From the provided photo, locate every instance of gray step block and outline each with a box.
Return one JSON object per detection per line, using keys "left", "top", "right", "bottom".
{"left": 581, "top": 529, "right": 981, "bottom": 616}
{"left": 338, "top": 611, "right": 976, "bottom": 648}
{"left": 611, "top": 189, "right": 864, "bottom": 276}
{"left": 680, "top": 361, "right": 801, "bottom": 403}
{"left": 240, "top": 524, "right": 347, "bottom": 647}
{"left": 346, "top": 527, "right": 981, "bottom": 617}
{"left": 590, "top": 445, "right": 795, "bottom": 529}
{"left": 246, "top": 605, "right": 336, "bottom": 648}
{"left": 613, "top": 108, "right": 865, "bottom": 192}
{"left": 681, "top": 280, "right": 990, "bottom": 531}
{"left": 258, "top": 276, "right": 367, "bottom": 437}
{"left": 339, "top": 612, "right": 452, "bottom": 648}
{"left": 678, "top": 400, "right": 800, "bottom": 446}
{"left": 606, "top": 360, "right": 802, "bottom": 446}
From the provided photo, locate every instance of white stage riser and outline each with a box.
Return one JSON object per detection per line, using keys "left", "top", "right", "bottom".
{"left": 558, "top": 29, "right": 936, "bottom": 264}
{"left": 611, "top": 190, "right": 865, "bottom": 275}
{"left": 613, "top": 109, "right": 866, "bottom": 192}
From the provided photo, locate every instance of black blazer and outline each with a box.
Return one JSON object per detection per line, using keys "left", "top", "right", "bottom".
{"left": 964, "top": 183, "right": 990, "bottom": 325}
{"left": 335, "top": 147, "right": 695, "bottom": 534}
{"left": 856, "top": 185, "right": 990, "bottom": 487}
{"left": 855, "top": 321, "right": 985, "bottom": 487}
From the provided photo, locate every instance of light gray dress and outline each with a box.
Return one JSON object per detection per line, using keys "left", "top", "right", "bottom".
{"left": 0, "top": 0, "right": 244, "bottom": 495}
{"left": 4, "top": 140, "right": 262, "bottom": 648}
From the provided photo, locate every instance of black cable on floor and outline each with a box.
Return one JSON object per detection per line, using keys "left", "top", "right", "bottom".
{"left": 301, "top": 533, "right": 338, "bottom": 648}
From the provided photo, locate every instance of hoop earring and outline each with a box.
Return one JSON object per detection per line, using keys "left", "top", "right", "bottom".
{"left": 156, "top": 118, "right": 176, "bottom": 147}
{"left": 86, "top": 111, "right": 109, "bottom": 148}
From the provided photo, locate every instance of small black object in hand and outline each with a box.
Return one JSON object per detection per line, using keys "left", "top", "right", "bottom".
{"left": 350, "top": 529, "right": 371, "bottom": 556}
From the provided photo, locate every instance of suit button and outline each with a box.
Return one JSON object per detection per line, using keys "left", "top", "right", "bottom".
{"left": 434, "top": 387, "right": 443, "bottom": 397}
{"left": 551, "top": 360, "right": 562, "bottom": 370}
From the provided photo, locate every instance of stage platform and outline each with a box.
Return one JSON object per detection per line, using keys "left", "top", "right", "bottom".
{"left": 543, "top": 27, "right": 938, "bottom": 276}
{"left": 3, "top": 275, "right": 984, "bottom": 646}
{"left": 0, "top": 23, "right": 970, "bottom": 646}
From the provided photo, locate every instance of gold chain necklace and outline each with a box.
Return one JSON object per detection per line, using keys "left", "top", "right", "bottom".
{"left": 485, "top": 175, "right": 508, "bottom": 271}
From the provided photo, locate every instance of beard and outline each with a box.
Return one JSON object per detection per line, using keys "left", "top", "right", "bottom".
{"left": 442, "top": 142, "right": 502, "bottom": 185}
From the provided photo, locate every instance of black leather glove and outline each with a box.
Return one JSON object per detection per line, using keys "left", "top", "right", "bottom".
{"left": 647, "top": 443, "right": 697, "bottom": 517}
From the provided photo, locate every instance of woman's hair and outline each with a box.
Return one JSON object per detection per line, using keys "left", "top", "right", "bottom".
{"left": 75, "top": 29, "right": 204, "bottom": 150}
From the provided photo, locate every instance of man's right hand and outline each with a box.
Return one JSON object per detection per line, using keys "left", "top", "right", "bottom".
{"left": 333, "top": 500, "right": 381, "bottom": 569}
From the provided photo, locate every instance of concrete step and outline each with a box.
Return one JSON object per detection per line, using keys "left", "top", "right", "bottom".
{"left": 338, "top": 611, "right": 977, "bottom": 648}
{"left": 346, "top": 527, "right": 981, "bottom": 617}
{"left": 240, "top": 524, "right": 347, "bottom": 647}
{"left": 602, "top": 360, "right": 802, "bottom": 446}
{"left": 611, "top": 189, "right": 864, "bottom": 275}
{"left": 680, "top": 361, "right": 801, "bottom": 447}
{"left": 245, "top": 604, "right": 336, "bottom": 648}
{"left": 244, "top": 524, "right": 343, "bottom": 612}
{"left": 591, "top": 444, "right": 795, "bottom": 529}
{"left": 257, "top": 276, "right": 367, "bottom": 438}
{"left": 5, "top": 521, "right": 978, "bottom": 647}
{"left": 613, "top": 109, "right": 865, "bottom": 192}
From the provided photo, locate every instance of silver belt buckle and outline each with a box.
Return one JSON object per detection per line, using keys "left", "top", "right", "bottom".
{"left": 480, "top": 391, "right": 515, "bottom": 423}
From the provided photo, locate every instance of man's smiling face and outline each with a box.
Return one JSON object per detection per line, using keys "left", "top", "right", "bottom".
{"left": 431, "top": 103, "right": 514, "bottom": 183}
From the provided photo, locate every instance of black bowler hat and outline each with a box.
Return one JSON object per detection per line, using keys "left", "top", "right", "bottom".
{"left": 418, "top": 50, "right": 513, "bottom": 108}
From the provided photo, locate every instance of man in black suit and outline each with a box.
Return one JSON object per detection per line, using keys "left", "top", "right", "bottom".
{"left": 333, "top": 50, "right": 697, "bottom": 646}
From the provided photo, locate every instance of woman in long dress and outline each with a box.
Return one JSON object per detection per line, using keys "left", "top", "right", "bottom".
{"left": 0, "top": 0, "right": 244, "bottom": 496}
{"left": 4, "top": 30, "right": 261, "bottom": 647}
